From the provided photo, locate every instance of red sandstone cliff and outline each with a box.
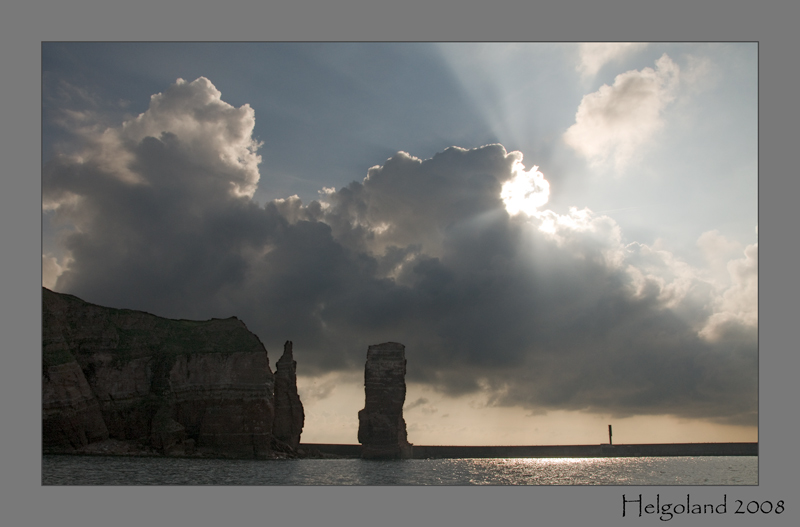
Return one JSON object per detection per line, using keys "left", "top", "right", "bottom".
{"left": 42, "top": 287, "right": 278, "bottom": 458}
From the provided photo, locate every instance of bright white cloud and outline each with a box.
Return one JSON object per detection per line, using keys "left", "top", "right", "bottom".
{"left": 700, "top": 242, "right": 758, "bottom": 341}
{"left": 125, "top": 77, "right": 263, "bottom": 197}
{"left": 623, "top": 241, "right": 710, "bottom": 314}
{"left": 528, "top": 207, "right": 626, "bottom": 269}
{"left": 576, "top": 42, "right": 648, "bottom": 79}
{"left": 564, "top": 54, "right": 680, "bottom": 172}
{"left": 697, "top": 229, "right": 743, "bottom": 275}
{"left": 46, "top": 77, "right": 263, "bottom": 203}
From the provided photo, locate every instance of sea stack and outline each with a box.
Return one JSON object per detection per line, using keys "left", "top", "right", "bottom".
{"left": 357, "top": 342, "right": 412, "bottom": 459}
{"left": 272, "top": 341, "right": 305, "bottom": 450}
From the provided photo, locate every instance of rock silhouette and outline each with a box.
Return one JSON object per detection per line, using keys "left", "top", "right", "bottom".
{"left": 272, "top": 341, "right": 305, "bottom": 450}
{"left": 357, "top": 342, "right": 413, "bottom": 459}
{"left": 42, "top": 287, "right": 279, "bottom": 458}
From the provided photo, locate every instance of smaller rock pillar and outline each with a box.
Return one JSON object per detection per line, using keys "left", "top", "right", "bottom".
{"left": 272, "top": 341, "right": 305, "bottom": 450}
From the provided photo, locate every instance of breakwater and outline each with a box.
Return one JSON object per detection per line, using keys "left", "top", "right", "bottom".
{"left": 301, "top": 442, "right": 757, "bottom": 459}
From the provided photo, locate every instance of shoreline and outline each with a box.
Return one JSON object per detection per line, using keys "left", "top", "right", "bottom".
{"left": 42, "top": 441, "right": 757, "bottom": 459}
{"left": 302, "top": 442, "right": 758, "bottom": 459}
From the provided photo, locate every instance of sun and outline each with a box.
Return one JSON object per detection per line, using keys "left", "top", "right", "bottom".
{"left": 500, "top": 161, "right": 550, "bottom": 216}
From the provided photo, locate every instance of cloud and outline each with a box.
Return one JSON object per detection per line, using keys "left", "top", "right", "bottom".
{"left": 297, "top": 375, "right": 339, "bottom": 402}
{"left": 42, "top": 253, "right": 69, "bottom": 289}
{"left": 320, "top": 145, "right": 519, "bottom": 259}
{"left": 576, "top": 43, "right": 648, "bottom": 79}
{"left": 697, "top": 229, "right": 743, "bottom": 268}
{"left": 404, "top": 397, "right": 429, "bottom": 411}
{"left": 43, "top": 77, "right": 756, "bottom": 426}
{"left": 43, "top": 76, "right": 139, "bottom": 162}
{"left": 43, "top": 77, "right": 270, "bottom": 316}
{"left": 45, "top": 77, "right": 262, "bottom": 201}
{"left": 564, "top": 54, "right": 680, "bottom": 172}
{"left": 699, "top": 241, "right": 758, "bottom": 342}
{"left": 403, "top": 396, "right": 440, "bottom": 415}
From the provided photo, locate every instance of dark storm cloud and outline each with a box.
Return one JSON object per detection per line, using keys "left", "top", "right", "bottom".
{"left": 43, "top": 78, "right": 757, "bottom": 425}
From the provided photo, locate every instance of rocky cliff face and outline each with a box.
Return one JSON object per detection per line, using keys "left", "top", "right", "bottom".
{"left": 42, "top": 287, "right": 277, "bottom": 458}
{"left": 272, "top": 341, "right": 305, "bottom": 450}
{"left": 357, "top": 342, "right": 412, "bottom": 459}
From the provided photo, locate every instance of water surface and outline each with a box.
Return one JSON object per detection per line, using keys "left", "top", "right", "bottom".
{"left": 42, "top": 455, "right": 757, "bottom": 485}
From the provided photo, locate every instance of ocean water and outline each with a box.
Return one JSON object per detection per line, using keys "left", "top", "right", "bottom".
{"left": 41, "top": 455, "right": 757, "bottom": 485}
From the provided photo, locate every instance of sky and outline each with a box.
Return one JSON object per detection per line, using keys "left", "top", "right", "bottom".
{"left": 41, "top": 42, "right": 757, "bottom": 446}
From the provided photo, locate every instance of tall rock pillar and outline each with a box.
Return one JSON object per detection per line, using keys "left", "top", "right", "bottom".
{"left": 272, "top": 341, "right": 305, "bottom": 450}
{"left": 357, "top": 342, "right": 412, "bottom": 459}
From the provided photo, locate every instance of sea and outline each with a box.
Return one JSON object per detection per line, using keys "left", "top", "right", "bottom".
{"left": 41, "top": 455, "right": 757, "bottom": 485}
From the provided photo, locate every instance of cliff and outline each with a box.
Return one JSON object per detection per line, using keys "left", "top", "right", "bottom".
{"left": 272, "top": 341, "right": 305, "bottom": 450}
{"left": 42, "top": 287, "right": 278, "bottom": 458}
{"left": 357, "top": 342, "right": 412, "bottom": 459}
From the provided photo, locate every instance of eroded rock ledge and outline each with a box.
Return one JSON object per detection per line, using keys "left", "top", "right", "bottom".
{"left": 42, "top": 287, "right": 302, "bottom": 459}
{"left": 357, "top": 342, "right": 413, "bottom": 459}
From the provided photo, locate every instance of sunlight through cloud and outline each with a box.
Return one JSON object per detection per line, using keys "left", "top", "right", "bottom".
{"left": 500, "top": 161, "right": 550, "bottom": 216}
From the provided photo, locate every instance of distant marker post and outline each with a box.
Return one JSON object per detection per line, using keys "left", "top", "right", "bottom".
{"left": 608, "top": 425, "right": 613, "bottom": 445}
